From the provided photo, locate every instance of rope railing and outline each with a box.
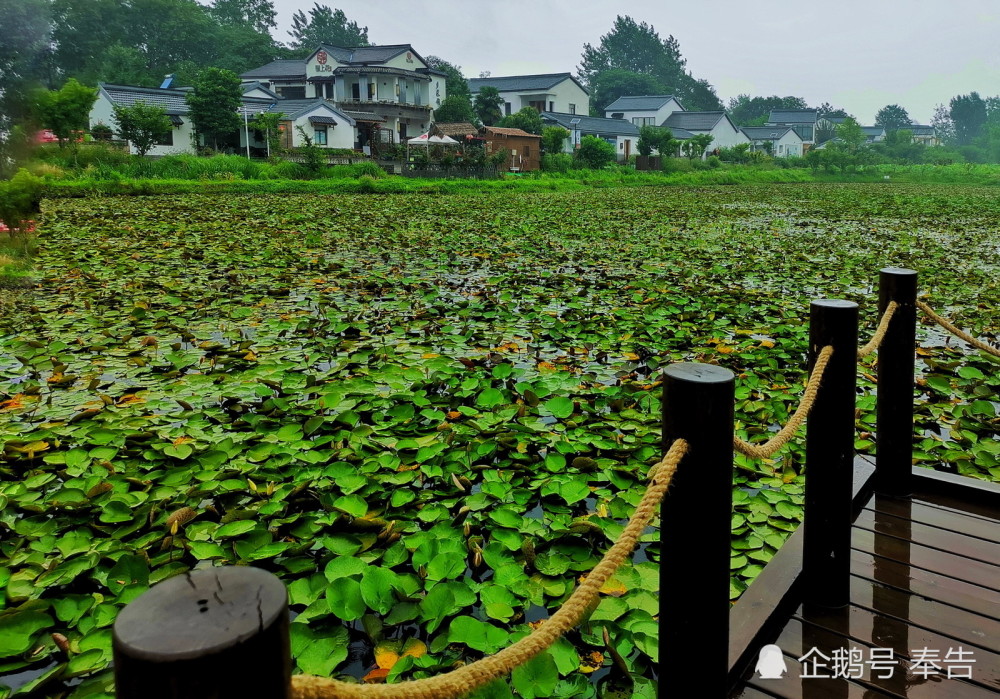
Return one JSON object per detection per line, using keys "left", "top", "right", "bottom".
{"left": 917, "top": 300, "right": 1000, "bottom": 359}
{"left": 733, "top": 345, "right": 833, "bottom": 460}
{"left": 290, "top": 439, "right": 690, "bottom": 699}
{"left": 857, "top": 301, "right": 898, "bottom": 359}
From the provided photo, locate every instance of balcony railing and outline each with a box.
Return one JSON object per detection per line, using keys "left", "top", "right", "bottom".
{"left": 337, "top": 98, "right": 431, "bottom": 111}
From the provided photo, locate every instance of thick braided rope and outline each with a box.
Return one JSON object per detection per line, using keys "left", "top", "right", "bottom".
{"left": 917, "top": 301, "right": 1000, "bottom": 359}
{"left": 290, "top": 439, "right": 690, "bottom": 699}
{"left": 857, "top": 301, "right": 898, "bottom": 359}
{"left": 733, "top": 345, "right": 834, "bottom": 460}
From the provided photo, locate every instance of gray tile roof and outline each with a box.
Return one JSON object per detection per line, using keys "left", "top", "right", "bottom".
{"left": 319, "top": 44, "right": 414, "bottom": 65}
{"left": 260, "top": 99, "right": 353, "bottom": 124}
{"left": 662, "top": 111, "right": 726, "bottom": 131}
{"left": 100, "top": 84, "right": 192, "bottom": 115}
{"left": 241, "top": 82, "right": 280, "bottom": 99}
{"left": 469, "top": 73, "right": 587, "bottom": 95}
{"left": 908, "top": 124, "right": 935, "bottom": 135}
{"left": 241, "top": 59, "right": 306, "bottom": 81}
{"left": 341, "top": 110, "right": 385, "bottom": 123}
{"left": 740, "top": 126, "right": 795, "bottom": 141}
{"left": 541, "top": 112, "right": 638, "bottom": 137}
{"left": 862, "top": 126, "right": 886, "bottom": 137}
{"left": 664, "top": 127, "right": 694, "bottom": 140}
{"left": 603, "top": 95, "right": 679, "bottom": 112}
{"left": 767, "top": 109, "right": 818, "bottom": 125}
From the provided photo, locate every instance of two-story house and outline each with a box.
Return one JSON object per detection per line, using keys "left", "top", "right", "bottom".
{"left": 468, "top": 73, "right": 589, "bottom": 118}
{"left": 766, "top": 109, "right": 819, "bottom": 147}
{"left": 604, "top": 95, "right": 685, "bottom": 127}
{"left": 242, "top": 44, "right": 448, "bottom": 151}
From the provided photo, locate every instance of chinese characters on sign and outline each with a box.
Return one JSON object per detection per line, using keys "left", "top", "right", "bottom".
{"left": 796, "top": 646, "right": 975, "bottom": 680}
{"left": 756, "top": 645, "right": 976, "bottom": 680}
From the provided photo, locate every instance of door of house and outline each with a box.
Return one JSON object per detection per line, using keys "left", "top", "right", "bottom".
{"left": 352, "top": 83, "right": 360, "bottom": 100}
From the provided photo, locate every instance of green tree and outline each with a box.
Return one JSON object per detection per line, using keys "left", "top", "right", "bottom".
{"left": 112, "top": 102, "right": 173, "bottom": 156}
{"left": 591, "top": 70, "right": 665, "bottom": 115}
{"left": 498, "top": 106, "right": 543, "bottom": 135}
{"left": 51, "top": 0, "right": 129, "bottom": 85}
{"left": 874, "top": 104, "right": 912, "bottom": 133}
{"left": 434, "top": 95, "right": 477, "bottom": 125}
{"left": 836, "top": 117, "right": 866, "bottom": 151}
{"left": 575, "top": 135, "right": 616, "bottom": 169}
{"left": 541, "top": 126, "right": 569, "bottom": 154}
{"left": 638, "top": 125, "right": 677, "bottom": 156}
{"left": 474, "top": 86, "right": 504, "bottom": 126}
{"left": 930, "top": 103, "right": 955, "bottom": 145}
{"left": 99, "top": 44, "right": 156, "bottom": 87}
{"left": 288, "top": 3, "right": 368, "bottom": 50}
{"left": 186, "top": 67, "right": 242, "bottom": 151}
{"left": 425, "top": 56, "right": 468, "bottom": 98}
{"left": 950, "top": 92, "right": 987, "bottom": 145}
{"left": 0, "top": 0, "right": 52, "bottom": 173}
{"left": 33, "top": 78, "right": 98, "bottom": 148}
{"left": 210, "top": 0, "right": 276, "bottom": 33}
{"left": 578, "top": 16, "right": 686, "bottom": 89}
{"left": 682, "top": 133, "right": 714, "bottom": 159}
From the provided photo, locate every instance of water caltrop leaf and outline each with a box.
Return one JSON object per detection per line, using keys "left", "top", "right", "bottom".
{"left": 326, "top": 578, "right": 366, "bottom": 621}
{"left": 361, "top": 566, "right": 397, "bottom": 615}
{"left": 290, "top": 623, "right": 349, "bottom": 676}
{"left": 0, "top": 611, "right": 53, "bottom": 657}
{"left": 511, "top": 650, "right": 558, "bottom": 699}
{"left": 543, "top": 396, "right": 574, "bottom": 419}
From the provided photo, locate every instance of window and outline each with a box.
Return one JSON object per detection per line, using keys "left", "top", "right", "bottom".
{"left": 524, "top": 145, "right": 530, "bottom": 157}
{"left": 352, "top": 83, "right": 360, "bottom": 100}
{"left": 368, "top": 82, "right": 376, "bottom": 100}
{"left": 632, "top": 117, "right": 655, "bottom": 126}
{"left": 314, "top": 128, "right": 327, "bottom": 145}
{"left": 504, "top": 102, "right": 511, "bottom": 116}
{"left": 276, "top": 86, "right": 305, "bottom": 100}
{"left": 155, "top": 129, "right": 173, "bottom": 146}
{"left": 549, "top": 101, "right": 554, "bottom": 112}
{"left": 569, "top": 104, "right": 576, "bottom": 115}
{"left": 611, "top": 112, "right": 624, "bottom": 120}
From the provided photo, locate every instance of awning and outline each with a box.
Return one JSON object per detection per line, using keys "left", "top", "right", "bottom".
{"left": 168, "top": 115, "right": 184, "bottom": 126}
{"left": 342, "top": 111, "right": 385, "bottom": 123}
{"left": 308, "top": 116, "right": 338, "bottom": 125}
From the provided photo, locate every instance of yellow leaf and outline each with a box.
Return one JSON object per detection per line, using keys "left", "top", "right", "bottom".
{"left": 421, "top": 353, "right": 440, "bottom": 359}
{"left": 622, "top": 352, "right": 640, "bottom": 361}
{"left": 363, "top": 668, "right": 390, "bottom": 683}
{"left": 716, "top": 345, "right": 735, "bottom": 354}
{"left": 401, "top": 638, "right": 426, "bottom": 659}
{"left": 374, "top": 640, "right": 401, "bottom": 669}
{"left": 172, "top": 436, "right": 193, "bottom": 446}
{"left": 244, "top": 351, "right": 257, "bottom": 361}
{"left": 598, "top": 576, "right": 628, "bottom": 597}
{"left": 758, "top": 339, "right": 775, "bottom": 349}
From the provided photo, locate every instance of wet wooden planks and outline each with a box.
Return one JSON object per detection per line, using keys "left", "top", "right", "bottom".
{"left": 730, "top": 489, "right": 1000, "bottom": 697}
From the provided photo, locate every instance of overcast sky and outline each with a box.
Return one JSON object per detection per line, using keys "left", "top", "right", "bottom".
{"left": 267, "top": 0, "right": 1000, "bottom": 123}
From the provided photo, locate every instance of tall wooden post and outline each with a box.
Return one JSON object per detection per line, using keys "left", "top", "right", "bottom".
{"left": 113, "top": 566, "right": 291, "bottom": 699}
{"left": 804, "top": 300, "right": 858, "bottom": 608}
{"left": 661, "top": 363, "right": 734, "bottom": 698}
{"left": 876, "top": 267, "right": 918, "bottom": 497}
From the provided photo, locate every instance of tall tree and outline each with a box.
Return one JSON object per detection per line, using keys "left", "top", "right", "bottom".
{"left": 99, "top": 44, "right": 157, "bottom": 87}
{"left": 425, "top": 56, "right": 468, "bottom": 98}
{"left": 836, "top": 117, "right": 866, "bottom": 151}
{"left": 930, "top": 103, "right": 955, "bottom": 144}
{"left": 681, "top": 77, "right": 723, "bottom": 112}
{"left": 288, "top": 3, "right": 368, "bottom": 50}
{"left": 592, "top": 70, "right": 665, "bottom": 115}
{"left": 950, "top": 92, "right": 987, "bottom": 145}
{"left": 33, "top": 78, "right": 98, "bottom": 147}
{"left": 874, "top": 104, "right": 912, "bottom": 133}
{"left": 210, "top": 0, "right": 277, "bottom": 33}
{"left": 474, "top": 87, "right": 503, "bottom": 126}
{"left": 578, "top": 16, "right": 686, "bottom": 90}
{"left": 51, "top": 0, "right": 129, "bottom": 85}
{"left": 0, "top": 0, "right": 53, "bottom": 130}
{"left": 186, "top": 67, "right": 242, "bottom": 150}
{"left": 814, "top": 102, "right": 850, "bottom": 119}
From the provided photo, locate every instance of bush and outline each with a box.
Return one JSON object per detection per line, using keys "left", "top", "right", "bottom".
{"left": 0, "top": 169, "right": 44, "bottom": 231}
{"left": 706, "top": 155, "right": 721, "bottom": 169}
{"left": 541, "top": 153, "right": 574, "bottom": 173}
{"left": 575, "top": 135, "right": 616, "bottom": 169}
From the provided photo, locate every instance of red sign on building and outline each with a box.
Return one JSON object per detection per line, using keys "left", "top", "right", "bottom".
{"left": 317, "top": 50, "right": 328, "bottom": 65}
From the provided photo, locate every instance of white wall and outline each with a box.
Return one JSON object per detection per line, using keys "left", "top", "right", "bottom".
{"left": 490, "top": 78, "right": 589, "bottom": 117}
{"left": 607, "top": 97, "right": 683, "bottom": 125}
{"left": 291, "top": 108, "right": 356, "bottom": 149}
{"left": 90, "top": 93, "right": 196, "bottom": 156}
{"left": 708, "top": 119, "right": 750, "bottom": 151}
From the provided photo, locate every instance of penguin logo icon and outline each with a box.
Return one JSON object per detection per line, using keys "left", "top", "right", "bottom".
{"left": 755, "top": 645, "right": 788, "bottom": 679}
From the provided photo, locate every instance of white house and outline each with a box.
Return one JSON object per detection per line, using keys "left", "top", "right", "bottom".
{"left": 766, "top": 109, "right": 819, "bottom": 146}
{"left": 468, "top": 73, "right": 589, "bottom": 118}
{"left": 662, "top": 111, "right": 749, "bottom": 156}
{"left": 540, "top": 112, "right": 639, "bottom": 161}
{"left": 739, "top": 126, "right": 804, "bottom": 157}
{"left": 604, "top": 95, "right": 684, "bottom": 127}
{"left": 90, "top": 83, "right": 201, "bottom": 156}
{"left": 861, "top": 126, "right": 887, "bottom": 143}
{"left": 90, "top": 83, "right": 357, "bottom": 155}
{"left": 908, "top": 125, "right": 939, "bottom": 146}
{"left": 242, "top": 44, "right": 447, "bottom": 149}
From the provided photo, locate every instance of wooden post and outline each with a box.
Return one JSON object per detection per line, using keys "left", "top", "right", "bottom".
{"left": 113, "top": 566, "right": 291, "bottom": 699}
{"left": 876, "top": 267, "right": 918, "bottom": 497}
{"left": 804, "top": 300, "right": 858, "bottom": 608}
{"left": 661, "top": 362, "right": 734, "bottom": 698}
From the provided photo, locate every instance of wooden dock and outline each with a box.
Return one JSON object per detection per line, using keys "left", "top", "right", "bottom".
{"left": 727, "top": 456, "right": 1000, "bottom": 697}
